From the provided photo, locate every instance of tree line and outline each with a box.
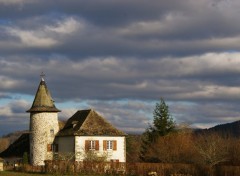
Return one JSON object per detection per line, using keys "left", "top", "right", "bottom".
{"left": 127, "top": 98, "right": 240, "bottom": 172}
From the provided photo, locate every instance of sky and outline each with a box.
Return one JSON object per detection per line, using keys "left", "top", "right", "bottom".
{"left": 1, "top": 0, "right": 240, "bottom": 136}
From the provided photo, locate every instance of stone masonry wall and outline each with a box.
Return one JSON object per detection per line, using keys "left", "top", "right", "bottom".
{"left": 30, "top": 112, "right": 59, "bottom": 166}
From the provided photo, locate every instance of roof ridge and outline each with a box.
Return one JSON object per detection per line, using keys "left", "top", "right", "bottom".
{"left": 58, "top": 109, "right": 126, "bottom": 136}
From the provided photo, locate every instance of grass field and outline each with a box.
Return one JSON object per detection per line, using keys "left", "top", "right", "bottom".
{"left": 0, "top": 171, "right": 102, "bottom": 176}
{"left": 0, "top": 171, "right": 48, "bottom": 176}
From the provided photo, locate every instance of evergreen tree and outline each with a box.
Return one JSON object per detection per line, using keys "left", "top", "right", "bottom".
{"left": 140, "top": 98, "right": 175, "bottom": 161}
{"left": 23, "top": 152, "right": 29, "bottom": 165}
{"left": 151, "top": 98, "right": 175, "bottom": 138}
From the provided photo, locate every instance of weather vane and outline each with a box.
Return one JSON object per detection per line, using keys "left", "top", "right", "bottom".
{"left": 40, "top": 71, "right": 46, "bottom": 81}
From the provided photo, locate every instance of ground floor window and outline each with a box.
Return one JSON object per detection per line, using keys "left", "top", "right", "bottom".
{"left": 104, "top": 140, "right": 117, "bottom": 151}
{"left": 85, "top": 140, "right": 99, "bottom": 150}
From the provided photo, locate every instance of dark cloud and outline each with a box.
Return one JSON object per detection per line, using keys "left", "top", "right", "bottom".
{"left": 1, "top": 0, "right": 240, "bottom": 136}
{"left": 0, "top": 0, "right": 240, "bottom": 57}
{"left": 0, "top": 100, "right": 29, "bottom": 136}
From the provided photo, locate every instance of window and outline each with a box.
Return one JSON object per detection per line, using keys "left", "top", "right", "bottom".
{"left": 107, "top": 141, "right": 113, "bottom": 150}
{"left": 47, "top": 144, "right": 52, "bottom": 152}
{"left": 103, "top": 140, "right": 117, "bottom": 151}
{"left": 85, "top": 140, "right": 99, "bottom": 151}
{"left": 90, "top": 140, "right": 95, "bottom": 150}
{"left": 50, "top": 129, "right": 54, "bottom": 137}
{"left": 47, "top": 144, "right": 58, "bottom": 152}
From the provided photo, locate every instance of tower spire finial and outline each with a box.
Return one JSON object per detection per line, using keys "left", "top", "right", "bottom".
{"left": 40, "top": 72, "right": 45, "bottom": 81}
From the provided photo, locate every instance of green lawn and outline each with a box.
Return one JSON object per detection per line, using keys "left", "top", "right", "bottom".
{"left": 0, "top": 171, "right": 103, "bottom": 176}
{"left": 0, "top": 171, "right": 47, "bottom": 176}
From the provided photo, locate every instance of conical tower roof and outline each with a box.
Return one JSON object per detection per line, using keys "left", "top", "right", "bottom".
{"left": 27, "top": 78, "right": 60, "bottom": 112}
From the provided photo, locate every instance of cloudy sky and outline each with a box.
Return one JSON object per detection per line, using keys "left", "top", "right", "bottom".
{"left": 1, "top": 0, "right": 240, "bottom": 136}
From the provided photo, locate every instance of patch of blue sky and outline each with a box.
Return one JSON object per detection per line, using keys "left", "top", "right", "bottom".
{"left": 224, "top": 50, "right": 239, "bottom": 53}
{"left": 168, "top": 101, "right": 197, "bottom": 106}
{"left": 0, "top": 19, "right": 11, "bottom": 25}
{"left": 111, "top": 98, "right": 155, "bottom": 105}
{"left": 12, "top": 93, "right": 34, "bottom": 101}
{"left": 0, "top": 98, "right": 11, "bottom": 105}
{"left": 58, "top": 100, "right": 89, "bottom": 109}
{"left": 0, "top": 93, "right": 33, "bottom": 105}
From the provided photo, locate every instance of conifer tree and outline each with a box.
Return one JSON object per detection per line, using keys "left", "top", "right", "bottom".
{"left": 23, "top": 152, "right": 29, "bottom": 165}
{"left": 140, "top": 98, "right": 175, "bottom": 161}
{"left": 151, "top": 98, "right": 175, "bottom": 138}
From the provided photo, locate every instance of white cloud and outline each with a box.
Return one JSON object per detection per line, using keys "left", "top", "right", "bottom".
{"left": 3, "top": 17, "right": 87, "bottom": 48}
{"left": 45, "top": 17, "right": 83, "bottom": 34}
{"left": 0, "top": 106, "right": 11, "bottom": 116}
{"left": 7, "top": 28, "right": 58, "bottom": 48}
{"left": 0, "top": 0, "right": 35, "bottom": 5}
{"left": 0, "top": 99, "right": 29, "bottom": 117}
{"left": 118, "top": 12, "right": 189, "bottom": 37}
{"left": 0, "top": 76, "right": 21, "bottom": 89}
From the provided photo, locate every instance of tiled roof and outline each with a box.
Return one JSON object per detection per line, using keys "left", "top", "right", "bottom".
{"left": 0, "top": 133, "right": 30, "bottom": 158}
{"left": 27, "top": 79, "right": 60, "bottom": 112}
{"left": 57, "top": 109, "right": 126, "bottom": 136}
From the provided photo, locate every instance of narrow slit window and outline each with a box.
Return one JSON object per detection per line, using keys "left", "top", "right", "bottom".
{"left": 50, "top": 129, "right": 54, "bottom": 137}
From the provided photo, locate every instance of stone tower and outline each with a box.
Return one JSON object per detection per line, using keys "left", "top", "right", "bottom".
{"left": 27, "top": 76, "right": 60, "bottom": 166}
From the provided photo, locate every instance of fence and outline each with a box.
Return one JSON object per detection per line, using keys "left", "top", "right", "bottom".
{"left": 45, "top": 160, "right": 126, "bottom": 175}
{"left": 5, "top": 161, "right": 240, "bottom": 176}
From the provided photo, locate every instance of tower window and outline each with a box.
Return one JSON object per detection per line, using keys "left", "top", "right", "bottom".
{"left": 47, "top": 144, "right": 58, "bottom": 152}
{"left": 50, "top": 129, "right": 54, "bottom": 137}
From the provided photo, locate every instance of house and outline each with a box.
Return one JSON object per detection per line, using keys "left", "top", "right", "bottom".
{"left": 0, "top": 157, "right": 3, "bottom": 171}
{"left": 56, "top": 109, "right": 126, "bottom": 162}
{"left": 26, "top": 76, "right": 126, "bottom": 166}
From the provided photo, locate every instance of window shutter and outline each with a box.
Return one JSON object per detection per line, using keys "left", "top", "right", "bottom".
{"left": 47, "top": 144, "right": 52, "bottom": 152}
{"left": 85, "top": 140, "right": 90, "bottom": 151}
{"left": 95, "top": 140, "right": 99, "bottom": 150}
{"left": 113, "top": 140, "right": 117, "bottom": 150}
{"left": 103, "top": 140, "right": 107, "bottom": 150}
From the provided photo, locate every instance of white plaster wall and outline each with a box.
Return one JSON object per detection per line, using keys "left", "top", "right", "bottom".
{"left": 57, "top": 136, "right": 75, "bottom": 153}
{"left": 0, "top": 162, "right": 3, "bottom": 171}
{"left": 30, "top": 112, "right": 59, "bottom": 166}
{"left": 75, "top": 136, "right": 126, "bottom": 162}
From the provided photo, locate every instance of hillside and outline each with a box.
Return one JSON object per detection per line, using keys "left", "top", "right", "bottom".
{"left": 196, "top": 120, "right": 240, "bottom": 137}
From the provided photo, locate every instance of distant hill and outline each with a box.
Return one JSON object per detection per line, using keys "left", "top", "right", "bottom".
{"left": 195, "top": 120, "right": 240, "bottom": 138}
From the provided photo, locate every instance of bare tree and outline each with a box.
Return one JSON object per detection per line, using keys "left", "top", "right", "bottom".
{"left": 194, "top": 133, "right": 230, "bottom": 176}
{"left": 145, "top": 130, "right": 196, "bottom": 163}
